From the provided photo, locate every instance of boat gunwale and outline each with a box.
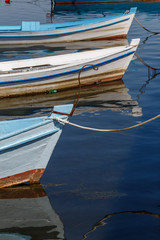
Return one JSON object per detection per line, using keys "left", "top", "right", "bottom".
{"left": 0, "top": 44, "right": 133, "bottom": 71}
{"left": 0, "top": 17, "right": 130, "bottom": 37}
{"left": 0, "top": 103, "right": 72, "bottom": 141}
{"left": 0, "top": 48, "right": 137, "bottom": 85}
{"left": 0, "top": 118, "right": 53, "bottom": 141}
{"left": 0, "top": 7, "right": 136, "bottom": 37}
{"left": 0, "top": 128, "right": 60, "bottom": 152}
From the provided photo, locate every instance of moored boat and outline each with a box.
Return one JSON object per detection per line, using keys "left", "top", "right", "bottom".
{"left": 0, "top": 8, "right": 136, "bottom": 45}
{"left": 0, "top": 104, "right": 73, "bottom": 188}
{"left": 0, "top": 38, "right": 140, "bottom": 98}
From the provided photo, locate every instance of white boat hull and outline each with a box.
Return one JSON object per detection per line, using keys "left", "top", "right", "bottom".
{"left": 0, "top": 8, "right": 136, "bottom": 45}
{"left": 0, "top": 39, "right": 140, "bottom": 98}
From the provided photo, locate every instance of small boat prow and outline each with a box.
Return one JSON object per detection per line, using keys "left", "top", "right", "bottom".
{"left": 0, "top": 104, "right": 73, "bottom": 188}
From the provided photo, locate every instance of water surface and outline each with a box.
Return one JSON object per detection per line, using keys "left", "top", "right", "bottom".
{"left": 0, "top": 1, "right": 160, "bottom": 239}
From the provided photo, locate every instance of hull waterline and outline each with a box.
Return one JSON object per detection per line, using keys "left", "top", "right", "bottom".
{"left": 0, "top": 39, "right": 140, "bottom": 98}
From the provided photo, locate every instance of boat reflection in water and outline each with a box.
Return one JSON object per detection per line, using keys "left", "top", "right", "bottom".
{"left": 0, "top": 183, "right": 159, "bottom": 240}
{"left": 0, "top": 39, "right": 129, "bottom": 60}
{"left": 0, "top": 184, "right": 64, "bottom": 240}
{"left": 0, "top": 79, "right": 142, "bottom": 120}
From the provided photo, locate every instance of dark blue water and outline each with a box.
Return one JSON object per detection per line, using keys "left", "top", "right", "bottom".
{"left": 0, "top": 1, "right": 160, "bottom": 239}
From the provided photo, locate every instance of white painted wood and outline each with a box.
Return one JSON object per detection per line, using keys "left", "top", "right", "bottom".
{"left": 0, "top": 8, "right": 136, "bottom": 44}
{"left": 0, "top": 39, "right": 140, "bottom": 98}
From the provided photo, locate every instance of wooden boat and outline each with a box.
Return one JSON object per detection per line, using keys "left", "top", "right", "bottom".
{"left": 0, "top": 38, "right": 140, "bottom": 98}
{"left": 0, "top": 8, "right": 136, "bottom": 45}
{"left": 0, "top": 104, "right": 73, "bottom": 188}
{"left": 0, "top": 185, "right": 64, "bottom": 239}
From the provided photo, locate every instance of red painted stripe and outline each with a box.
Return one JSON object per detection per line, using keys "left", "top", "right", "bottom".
{"left": 0, "top": 169, "right": 45, "bottom": 188}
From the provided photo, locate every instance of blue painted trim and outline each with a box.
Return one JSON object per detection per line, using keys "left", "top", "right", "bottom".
{"left": 0, "top": 26, "right": 21, "bottom": 31}
{"left": 0, "top": 104, "right": 72, "bottom": 141}
{"left": 0, "top": 119, "right": 53, "bottom": 141}
{"left": 52, "top": 104, "right": 73, "bottom": 116}
{"left": 0, "top": 50, "right": 135, "bottom": 85}
{"left": 0, "top": 8, "right": 136, "bottom": 34}
{"left": 0, "top": 129, "right": 59, "bottom": 152}
{"left": 0, "top": 17, "right": 129, "bottom": 37}
{"left": 130, "top": 7, "right": 137, "bottom": 14}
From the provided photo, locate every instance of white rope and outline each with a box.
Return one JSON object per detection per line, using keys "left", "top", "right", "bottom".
{"left": 51, "top": 114, "right": 160, "bottom": 132}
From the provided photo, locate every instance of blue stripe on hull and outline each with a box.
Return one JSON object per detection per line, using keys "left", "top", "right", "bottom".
{"left": 0, "top": 17, "right": 129, "bottom": 38}
{"left": 0, "top": 50, "right": 135, "bottom": 85}
{"left": 0, "top": 129, "right": 58, "bottom": 153}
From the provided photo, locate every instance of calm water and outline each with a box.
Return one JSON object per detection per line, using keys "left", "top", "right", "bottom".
{"left": 0, "top": 1, "right": 160, "bottom": 239}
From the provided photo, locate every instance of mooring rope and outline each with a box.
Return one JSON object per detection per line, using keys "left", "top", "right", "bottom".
{"left": 50, "top": 60, "right": 160, "bottom": 133}
{"left": 135, "top": 52, "right": 160, "bottom": 82}
{"left": 51, "top": 114, "right": 160, "bottom": 132}
{"left": 51, "top": 64, "right": 98, "bottom": 117}
{"left": 135, "top": 53, "right": 160, "bottom": 71}
{"left": 134, "top": 16, "right": 160, "bottom": 34}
